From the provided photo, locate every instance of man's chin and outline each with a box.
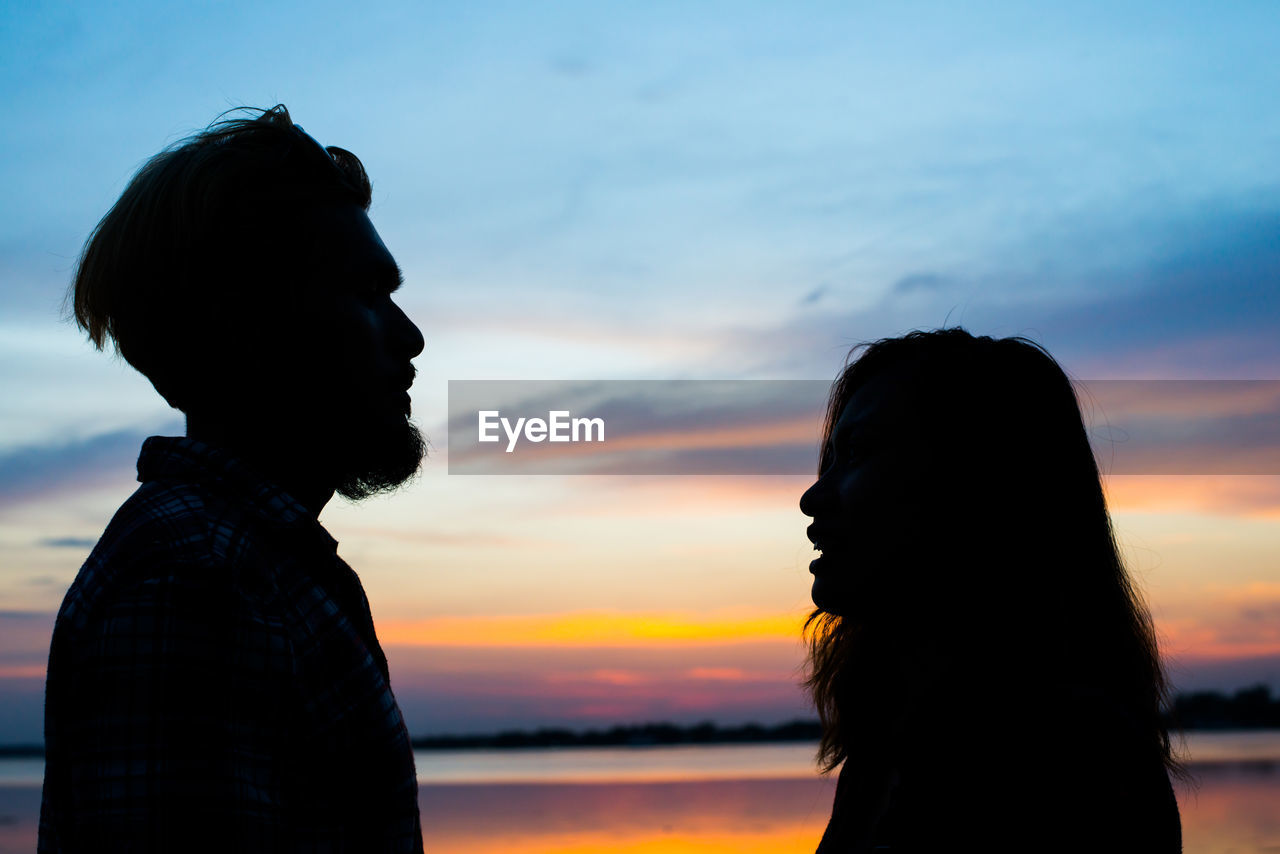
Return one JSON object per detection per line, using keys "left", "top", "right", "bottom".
{"left": 334, "top": 417, "right": 427, "bottom": 501}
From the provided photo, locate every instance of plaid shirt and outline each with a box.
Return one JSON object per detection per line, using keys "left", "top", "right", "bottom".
{"left": 39, "top": 436, "right": 423, "bottom": 853}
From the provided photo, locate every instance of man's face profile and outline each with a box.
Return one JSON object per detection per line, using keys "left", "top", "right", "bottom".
{"left": 247, "top": 202, "right": 427, "bottom": 500}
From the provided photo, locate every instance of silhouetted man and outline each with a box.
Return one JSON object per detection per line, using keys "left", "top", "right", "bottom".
{"left": 40, "top": 106, "right": 426, "bottom": 852}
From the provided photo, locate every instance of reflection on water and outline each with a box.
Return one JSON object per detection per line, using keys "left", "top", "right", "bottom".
{"left": 0, "top": 786, "right": 39, "bottom": 854}
{"left": 415, "top": 766, "right": 1280, "bottom": 854}
{"left": 1178, "top": 764, "right": 1280, "bottom": 854}
{"left": 422, "top": 778, "right": 836, "bottom": 853}
{"left": 2, "top": 734, "right": 1278, "bottom": 853}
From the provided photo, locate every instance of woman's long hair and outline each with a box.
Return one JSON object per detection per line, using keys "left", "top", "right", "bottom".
{"left": 804, "top": 328, "right": 1181, "bottom": 781}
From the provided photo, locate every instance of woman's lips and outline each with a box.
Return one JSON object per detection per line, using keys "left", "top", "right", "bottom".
{"left": 808, "top": 543, "right": 846, "bottom": 575}
{"left": 807, "top": 526, "right": 844, "bottom": 551}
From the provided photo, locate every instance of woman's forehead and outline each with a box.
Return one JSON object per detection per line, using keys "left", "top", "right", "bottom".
{"left": 835, "top": 362, "right": 929, "bottom": 438}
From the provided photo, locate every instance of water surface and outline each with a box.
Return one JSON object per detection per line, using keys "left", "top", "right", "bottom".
{"left": 2, "top": 731, "right": 1277, "bottom": 853}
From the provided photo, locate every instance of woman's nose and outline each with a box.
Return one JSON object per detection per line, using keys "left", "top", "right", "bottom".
{"left": 799, "top": 477, "right": 824, "bottom": 518}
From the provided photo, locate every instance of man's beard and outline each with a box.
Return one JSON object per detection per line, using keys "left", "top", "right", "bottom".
{"left": 332, "top": 412, "right": 428, "bottom": 501}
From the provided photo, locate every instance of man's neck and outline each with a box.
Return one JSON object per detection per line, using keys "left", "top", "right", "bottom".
{"left": 184, "top": 415, "right": 335, "bottom": 518}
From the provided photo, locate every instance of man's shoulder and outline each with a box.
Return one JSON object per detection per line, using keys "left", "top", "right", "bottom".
{"left": 99, "top": 476, "right": 254, "bottom": 566}
{"left": 54, "top": 478, "right": 268, "bottom": 634}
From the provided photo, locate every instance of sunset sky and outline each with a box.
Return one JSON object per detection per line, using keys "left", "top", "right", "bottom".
{"left": 2, "top": 1, "right": 1279, "bottom": 744}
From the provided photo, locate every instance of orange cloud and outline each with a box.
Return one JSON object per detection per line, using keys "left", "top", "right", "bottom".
{"left": 1157, "top": 581, "right": 1280, "bottom": 660}
{"left": 596, "top": 669, "right": 648, "bottom": 686}
{"left": 1161, "top": 638, "right": 1280, "bottom": 662}
{"left": 685, "top": 667, "right": 751, "bottom": 681}
{"left": 1105, "top": 475, "right": 1280, "bottom": 519}
{"left": 447, "top": 415, "right": 820, "bottom": 474}
{"left": 1080, "top": 380, "right": 1280, "bottom": 420}
{"left": 1160, "top": 624, "right": 1280, "bottom": 661}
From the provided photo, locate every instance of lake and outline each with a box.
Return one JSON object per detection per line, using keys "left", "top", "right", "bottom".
{"left": 2, "top": 732, "right": 1277, "bottom": 852}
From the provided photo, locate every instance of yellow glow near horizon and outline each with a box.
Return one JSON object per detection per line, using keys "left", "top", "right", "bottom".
{"left": 377, "top": 602, "right": 1280, "bottom": 666}
{"left": 378, "top": 611, "right": 808, "bottom": 648}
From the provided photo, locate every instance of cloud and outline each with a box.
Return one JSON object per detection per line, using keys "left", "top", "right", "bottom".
{"left": 799, "top": 286, "right": 827, "bottom": 306}
{"left": 383, "top": 637, "right": 810, "bottom": 735}
{"left": 0, "top": 421, "right": 179, "bottom": 509}
{"left": 37, "top": 536, "right": 96, "bottom": 548}
{"left": 393, "top": 199, "right": 1280, "bottom": 385}
{"left": 0, "top": 611, "right": 55, "bottom": 668}
{"left": 731, "top": 197, "right": 1280, "bottom": 380}
{"left": 1159, "top": 582, "right": 1280, "bottom": 663}
{"left": 892, "top": 273, "right": 949, "bottom": 295}
{"left": 1081, "top": 381, "right": 1280, "bottom": 475}
{"left": 548, "top": 54, "right": 593, "bottom": 78}
{"left": 1026, "top": 206, "right": 1280, "bottom": 376}
{"left": 1167, "top": 653, "right": 1280, "bottom": 695}
{"left": 1106, "top": 476, "right": 1280, "bottom": 519}
{"left": 443, "top": 377, "right": 1280, "bottom": 475}
{"left": 445, "top": 379, "right": 826, "bottom": 474}
{"left": 0, "top": 609, "right": 54, "bottom": 622}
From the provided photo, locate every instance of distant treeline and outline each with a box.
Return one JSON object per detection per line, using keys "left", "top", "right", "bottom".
{"left": 410, "top": 684, "right": 1280, "bottom": 751}
{"left": 2, "top": 685, "right": 1277, "bottom": 758}
{"left": 1171, "top": 684, "right": 1280, "bottom": 730}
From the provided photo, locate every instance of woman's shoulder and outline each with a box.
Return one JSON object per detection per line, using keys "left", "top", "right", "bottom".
{"left": 879, "top": 701, "right": 1180, "bottom": 851}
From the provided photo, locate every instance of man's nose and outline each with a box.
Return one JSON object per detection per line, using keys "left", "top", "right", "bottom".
{"left": 394, "top": 304, "right": 425, "bottom": 359}
{"left": 405, "top": 318, "right": 424, "bottom": 359}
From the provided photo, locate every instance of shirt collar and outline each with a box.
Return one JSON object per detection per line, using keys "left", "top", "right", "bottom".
{"left": 136, "top": 435, "right": 337, "bottom": 549}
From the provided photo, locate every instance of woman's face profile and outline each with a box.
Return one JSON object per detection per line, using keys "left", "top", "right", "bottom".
{"left": 800, "top": 363, "right": 929, "bottom": 617}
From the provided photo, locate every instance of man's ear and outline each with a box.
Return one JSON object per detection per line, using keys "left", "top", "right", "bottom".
{"left": 146, "top": 351, "right": 244, "bottom": 418}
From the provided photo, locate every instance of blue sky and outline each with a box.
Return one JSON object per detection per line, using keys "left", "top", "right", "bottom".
{"left": 5, "top": 2, "right": 1279, "bottom": 385}
{"left": 1, "top": 1, "right": 1279, "bottom": 742}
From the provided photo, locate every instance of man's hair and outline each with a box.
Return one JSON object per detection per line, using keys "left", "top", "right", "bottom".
{"left": 69, "top": 104, "right": 372, "bottom": 413}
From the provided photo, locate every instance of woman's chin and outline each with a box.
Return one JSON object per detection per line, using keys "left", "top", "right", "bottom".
{"left": 810, "top": 575, "right": 848, "bottom": 617}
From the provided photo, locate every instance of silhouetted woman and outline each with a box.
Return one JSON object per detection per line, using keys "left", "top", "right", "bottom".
{"left": 800, "top": 329, "right": 1182, "bottom": 852}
